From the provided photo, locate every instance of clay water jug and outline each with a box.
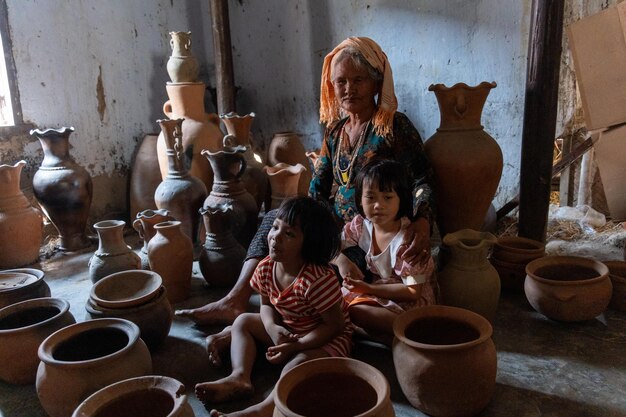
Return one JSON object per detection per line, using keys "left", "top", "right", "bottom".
{"left": 424, "top": 82, "right": 502, "bottom": 237}
{"left": 0, "top": 160, "right": 43, "bottom": 268}
{"left": 267, "top": 131, "right": 312, "bottom": 197}
{"left": 157, "top": 82, "right": 222, "bottom": 191}
{"left": 220, "top": 112, "right": 269, "bottom": 210}
{"left": 31, "top": 126, "right": 93, "bottom": 251}
{"left": 166, "top": 31, "right": 199, "bottom": 83}
{"left": 264, "top": 163, "right": 306, "bottom": 210}
{"left": 198, "top": 203, "right": 246, "bottom": 287}
{"left": 202, "top": 136, "right": 258, "bottom": 248}
{"left": 147, "top": 220, "right": 193, "bottom": 304}
{"left": 88, "top": 220, "right": 141, "bottom": 283}
{"left": 132, "top": 209, "right": 174, "bottom": 270}
{"left": 438, "top": 229, "right": 500, "bottom": 322}
{"left": 129, "top": 133, "right": 161, "bottom": 221}
{"left": 154, "top": 118, "right": 207, "bottom": 254}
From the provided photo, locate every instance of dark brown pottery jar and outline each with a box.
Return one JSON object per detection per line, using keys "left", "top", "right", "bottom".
{"left": 133, "top": 209, "right": 174, "bottom": 270}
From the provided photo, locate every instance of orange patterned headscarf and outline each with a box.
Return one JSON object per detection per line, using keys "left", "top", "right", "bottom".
{"left": 320, "top": 37, "right": 397, "bottom": 138}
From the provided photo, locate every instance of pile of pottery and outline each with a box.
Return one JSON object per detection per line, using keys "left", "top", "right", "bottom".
{"left": 0, "top": 268, "right": 50, "bottom": 309}
{"left": 490, "top": 236, "right": 545, "bottom": 293}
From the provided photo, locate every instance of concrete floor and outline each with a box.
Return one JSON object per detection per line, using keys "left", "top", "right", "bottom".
{"left": 1, "top": 233, "right": 626, "bottom": 417}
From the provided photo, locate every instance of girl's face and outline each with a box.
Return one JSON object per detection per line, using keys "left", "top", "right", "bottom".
{"left": 361, "top": 180, "right": 401, "bottom": 226}
{"left": 268, "top": 217, "right": 305, "bottom": 263}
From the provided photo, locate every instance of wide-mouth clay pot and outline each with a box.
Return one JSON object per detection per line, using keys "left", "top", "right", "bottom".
{"left": 273, "top": 357, "right": 395, "bottom": 417}
{"left": 490, "top": 256, "right": 527, "bottom": 293}
{"left": 0, "top": 268, "right": 50, "bottom": 309}
{"left": 91, "top": 270, "right": 162, "bottom": 309}
{"left": 604, "top": 261, "right": 626, "bottom": 312}
{"left": 524, "top": 256, "right": 612, "bottom": 322}
{"left": 492, "top": 236, "right": 545, "bottom": 264}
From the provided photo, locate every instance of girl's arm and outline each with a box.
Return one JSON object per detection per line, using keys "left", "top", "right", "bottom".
{"left": 343, "top": 278, "right": 422, "bottom": 302}
{"left": 260, "top": 295, "right": 297, "bottom": 345}
{"left": 331, "top": 215, "right": 366, "bottom": 280}
{"left": 293, "top": 301, "right": 345, "bottom": 350}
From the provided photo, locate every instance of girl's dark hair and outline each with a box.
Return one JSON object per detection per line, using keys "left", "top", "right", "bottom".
{"left": 354, "top": 158, "right": 413, "bottom": 220}
{"left": 275, "top": 196, "right": 341, "bottom": 265}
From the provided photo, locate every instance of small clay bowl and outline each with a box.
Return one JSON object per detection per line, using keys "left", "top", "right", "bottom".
{"left": 90, "top": 270, "right": 162, "bottom": 309}
{"left": 604, "top": 261, "right": 626, "bottom": 312}
{"left": 0, "top": 269, "right": 50, "bottom": 309}
{"left": 493, "top": 236, "right": 545, "bottom": 264}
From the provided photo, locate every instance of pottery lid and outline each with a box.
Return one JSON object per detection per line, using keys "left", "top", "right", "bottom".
{"left": 90, "top": 270, "right": 162, "bottom": 309}
{"left": 0, "top": 272, "right": 39, "bottom": 291}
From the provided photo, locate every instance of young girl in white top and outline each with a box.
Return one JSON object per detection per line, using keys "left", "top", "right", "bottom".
{"left": 333, "top": 158, "right": 437, "bottom": 345}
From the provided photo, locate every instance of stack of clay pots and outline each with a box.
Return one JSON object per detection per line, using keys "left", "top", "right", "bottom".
{"left": 490, "top": 236, "right": 545, "bottom": 293}
{"left": 0, "top": 268, "right": 50, "bottom": 309}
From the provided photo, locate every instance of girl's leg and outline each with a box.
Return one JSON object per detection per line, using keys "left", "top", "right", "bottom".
{"left": 349, "top": 304, "right": 398, "bottom": 346}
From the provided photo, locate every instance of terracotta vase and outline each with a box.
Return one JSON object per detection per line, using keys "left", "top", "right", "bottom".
{"left": 0, "top": 298, "right": 75, "bottom": 385}
{"left": 202, "top": 136, "right": 259, "bottom": 248}
{"left": 438, "top": 229, "right": 500, "bottom": 322}
{"left": 36, "top": 318, "right": 152, "bottom": 417}
{"left": 605, "top": 261, "right": 626, "bottom": 312}
{"left": 31, "top": 126, "right": 93, "bottom": 251}
{"left": 264, "top": 163, "right": 306, "bottom": 210}
{"left": 220, "top": 112, "right": 269, "bottom": 211}
{"left": 129, "top": 134, "right": 161, "bottom": 221}
{"left": 0, "top": 268, "right": 50, "bottom": 309}
{"left": 0, "top": 160, "right": 43, "bottom": 268}
{"left": 267, "top": 132, "right": 312, "bottom": 197}
{"left": 72, "top": 375, "right": 195, "bottom": 417}
{"left": 524, "top": 256, "right": 612, "bottom": 321}
{"left": 392, "top": 305, "right": 497, "bottom": 417}
{"left": 424, "top": 82, "right": 502, "bottom": 237}
{"left": 198, "top": 204, "right": 246, "bottom": 287}
{"left": 273, "top": 357, "right": 395, "bottom": 417}
{"left": 133, "top": 209, "right": 174, "bottom": 270}
{"left": 147, "top": 221, "right": 193, "bottom": 304}
{"left": 490, "top": 236, "right": 545, "bottom": 293}
{"left": 154, "top": 118, "right": 207, "bottom": 254}
{"left": 157, "top": 82, "right": 222, "bottom": 191}
{"left": 305, "top": 150, "right": 320, "bottom": 172}
{"left": 88, "top": 220, "right": 141, "bottom": 284}
{"left": 166, "top": 31, "right": 199, "bottom": 83}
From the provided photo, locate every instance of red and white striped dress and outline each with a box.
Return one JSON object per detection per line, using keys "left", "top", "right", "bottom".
{"left": 250, "top": 256, "right": 353, "bottom": 357}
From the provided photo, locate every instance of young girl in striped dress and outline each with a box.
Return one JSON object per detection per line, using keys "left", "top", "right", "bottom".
{"left": 196, "top": 196, "right": 353, "bottom": 417}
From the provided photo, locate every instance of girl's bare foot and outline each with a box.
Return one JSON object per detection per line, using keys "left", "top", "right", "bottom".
{"left": 195, "top": 375, "right": 253, "bottom": 404}
{"left": 206, "top": 326, "right": 232, "bottom": 367}
{"left": 175, "top": 296, "right": 247, "bottom": 325}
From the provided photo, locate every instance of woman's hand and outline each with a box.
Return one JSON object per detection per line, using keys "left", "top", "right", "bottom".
{"left": 400, "top": 217, "right": 431, "bottom": 265}
{"left": 342, "top": 276, "right": 370, "bottom": 294}
{"left": 266, "top": 341, "right": 298, "bottom": 365}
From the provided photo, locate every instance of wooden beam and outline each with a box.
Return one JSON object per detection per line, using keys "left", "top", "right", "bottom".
{"left": 210, "top": 0, "right": 236, "bottom": 115}
{"left": 518, "top": 0, "right": 565, "bottom": 242}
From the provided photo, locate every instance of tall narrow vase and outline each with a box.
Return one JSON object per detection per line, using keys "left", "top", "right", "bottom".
{"left": 88, "top": 220, "right": 141, "bottom": 283}
{"left": 166, "top": 31, "right": 199, "bottom": 83}
{"left": 0, "top": 160, "right": 43, "bottom": 268}
{"left": 264, "top": 163, "right": 306, "bottom": 210}
{"left": 133, "top": 209, "right": 174, "bottom": 270}
{"left": 424, "top": 82, "right": 502, "bottom": 237}
{"left": 129, "top": 133, "right": 161, "bottom": 221}
{"left": 31, "top": 127, "right": 92, "bottom": 251}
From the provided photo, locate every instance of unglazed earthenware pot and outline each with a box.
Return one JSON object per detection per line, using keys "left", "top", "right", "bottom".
{"left": 0, "top": 268, "right": 50, "bottom": 309}
{"left": 599, "top": 261, "right": 625, "bottom": 312}
{"left": 166, "top": 31, "right": 199, "bottom": 83}
{"left": 133, "top": 209, "right": 174, "bottom": 270}
{"left": 264, "top": 163, "right": 306, "bottom": 210}
{"left": 88, "top": 220, "right": 141, "bottom": 283}
{"left": 267, "top": 131, "right": 312, "bottom": 198}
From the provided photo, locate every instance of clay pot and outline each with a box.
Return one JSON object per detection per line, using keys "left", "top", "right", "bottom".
{"left": 0, "top": 268, "right": 50, "bottom": 309}
{"left": 424, "top": 82, "right": 502, "bottom": 238}
{"left": 72, "top": 375, "right": 194, "bottom": 417}
{"left": 490, "top": 256, "right": 528, "bottom": 293}
{"left": 392, "top": 305, "right": 497, "bottom": 417}
{"left": 438, "top": 229, "right": 500, "bottom": 322}
{"left": 267, "top": 132, "right": 312, "bottom": 197}
{"left": 147, "top": 221, "right": 193, "bottom": 304}
{"left": 36, "top": 318, "right": 152, "bottom": 417}
{"left": 133, "top": 209, "right": 174, "bottom": 270}
{"left": 129, "top": 134, "right": 161, "bottom": 221}
{"left": 31, "top": 126, "right": 93, "bottom": 251}
{"left": 273, "top": 357, "right": 395, "bottom": 417}
{"left": 492, "top": 236, "right": 545, "bottom": 264}
{"left": 0, "top": 160, "right": 43, "bottom": 268}
{"left": 154, "top": 118, "right": 207, "bottom": 254}
{"left": 89, "top": 220, "right": 141, "bottom": 283}
{"left": 198, "top": 204, "right": 246, "bottom": 287}
{"left": 604, "top": 261, "right": 626, "bottom": 312}
{"left": 264, "top": 163, "right": 306, "bottom": 210}
{"left": 305, "top": 150, "right": 320, "bottom": 172}
{"left": 524, "top": 256, "right": 612, "bottom": 322}
{"left": 166, "top": 31, "right": 199, "bottom": 83}
{"left": 157, "top": 82, "right": 222, "bottom": 191}
{"left": 0, "top": 298, "right": 75, "bottom": 385}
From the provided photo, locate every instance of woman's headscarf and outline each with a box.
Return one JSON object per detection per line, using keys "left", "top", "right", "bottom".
{"left": 320, "top": 37, "right": 398, "bottom": 138}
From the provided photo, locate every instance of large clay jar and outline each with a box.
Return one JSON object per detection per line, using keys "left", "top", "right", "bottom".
{"left": 605, "top": 261, "right": 626, "bottom": 312}
{"left": 89, "top": 220, "right": 141, "bottom": 284}
{"left": 392, "top": 305, "right": 497, "bottom": 417}
{"left": 202, "top": 136, "right": 259, "bottom": 248}
{"left": 424, "top": 82, "right": 502, "bottom": 237}
{"left": 524, "top": 256, "right": 612, "bottom": 322}
{"left": 133, "top": 209, "right": 174, "bottom": 270}
{"left": 220, "top": 112, "right": 269, "bottom": 211}
{"left": 0, "top": 268, "right": 50, "bottom": 309}
{"left": 267, "top": 132, "right": 312, "bottom": 197}
{"left": 264, "top": 163, "right": 306, "bottom": 210}
{"left": 198, "top": 204, "right": 246, "bottom": 288}
{"left": 31, "top": 126, "right": 93, "bottom": 251}
{"left": 147, "top": 221, "right": 193, "bottom": 304}
{"left": 273, "top": 357, "right": 395, "bottom": 417}
{"left": 0, "top": 160, "right": 43, "bottom": 268}
{"left": 154, "top": 118, "right": 207, "bottom": 254}
{"left": 129, "top": 134, "right": 161, "bottom": 221}
{"left": 157, "top": 82, "right": 222, "bottom": 190}
{"left": 438, "top": 229, "right": 500, "bottom": 322}
{"left": 0, "top": 298, "right": 75, "bottom": 385}
{"left": 71, "top": 375, "right": 195, "bottom": 417}
{"left": 167, "top": 31, "right": 199, "bottom": 83}
{"left": 36, "top": 318, "right": 152, "bottom": 417}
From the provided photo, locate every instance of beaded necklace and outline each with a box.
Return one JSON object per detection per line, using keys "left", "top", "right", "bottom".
{"left": 334, "top": 120, "right": 371, "bottom": 186}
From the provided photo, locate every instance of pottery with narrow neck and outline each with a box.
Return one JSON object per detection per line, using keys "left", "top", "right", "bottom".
{"left": 133, "top": 209, "right": 174, "bottom": 270}
{"left": 167, "top": 31, "right": 199, "bottom": 83}
{"left": 88, "top": 220, "right": 141, "bottom": 284}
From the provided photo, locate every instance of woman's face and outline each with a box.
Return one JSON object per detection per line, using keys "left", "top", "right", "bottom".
{"left": 332, "top": 58, "right": 378, "bottom": 116}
